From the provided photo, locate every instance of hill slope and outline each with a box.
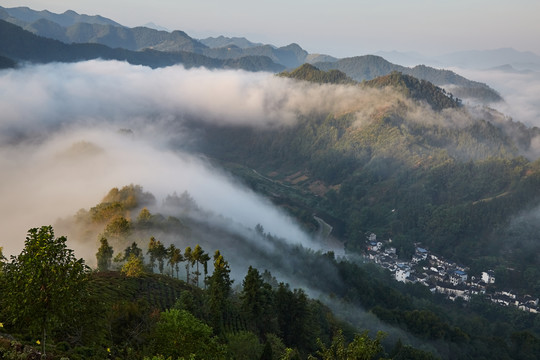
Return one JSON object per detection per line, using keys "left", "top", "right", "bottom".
{"left": 186, "top": 66, "right": 540, "bottom": 273}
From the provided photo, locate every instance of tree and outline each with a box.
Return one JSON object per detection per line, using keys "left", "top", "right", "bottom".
{"left": 241, "top": 266, "right": 276, "bottom": 338}
{"left": 167, "top": 244, "right": 183, "bottom": 278}
{"left": 121, "top": 253, "right": 145, "bottom": 277}
{"left": 200, "top": 251, "right": 211, "bottom": 289}
{"left": 96, "top": 236, "right": 114, "bottom": 272}
{"left": 154, "top": 240, "right": 167, "bottom": 275}
{"left": 124, "top": 242, "right": 143, "bottom": 260}
{"left": 147, "top": 236, "right": 158, "bottom": 272}
{"left": 208, "top": 250, "right": 233, "bottom": 334}
{"left": 184, "top": 246, "right": 193, "bottom": 283}
{"left": 315, "top": 329, "right": 386, "bottom": 360}
{"left": 227, "top": 331, "right": 263, "bottom": 360}
{"left": 105, "top": 215, "right": 131, "bottom": 238}
{"left": 192, "top": 244, "right": 204, "bottom": 286}
{"left": 149, "top": 309, "right": 226, "bottom": 359}
{"left": 137, "top": 207, "right": 152, "bottom": 228}
{"left": 1, "top": 226, "right": 89, "bottom": 355}
{"left": 0, "top": 246, "right": 4, "bottom": 273}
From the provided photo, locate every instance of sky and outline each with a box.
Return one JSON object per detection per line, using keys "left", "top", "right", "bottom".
{"left": 2, "top": 0, "right": 540, "bottom": 58}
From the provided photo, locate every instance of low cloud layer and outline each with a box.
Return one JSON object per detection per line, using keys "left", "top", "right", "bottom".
{"left": 449, "top": 67, "right": 540, "bottom": 127}
{"left": 2, "top": 61, "right": 349, "bottom": 256}
{"left": 1, "top": 60, "right": 537, "bottom": 258}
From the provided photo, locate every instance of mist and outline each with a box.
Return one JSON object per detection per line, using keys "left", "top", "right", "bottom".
{"left": 1, "top": 60, "right": 345, "bottom": 257}
{"left": 448, "top": 67, "right": 540, "bottom": 127}
{"left": 2, "top": 59, "right": 537, "bottom": 258}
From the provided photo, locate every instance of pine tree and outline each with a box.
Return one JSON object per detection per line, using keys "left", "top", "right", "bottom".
{"left": 208, "top": 250, "right": 233, "bottom": 334}
{"left": 96, "top": 236, "right": 114, "bottom": 272}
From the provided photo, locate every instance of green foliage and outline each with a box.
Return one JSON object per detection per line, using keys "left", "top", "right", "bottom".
{"left": 279, "top": 64, "right": 354, "bottom": 84}
{"left": 314, "top": 329, "right": 385, "bottom": 360}
{"left": 149, "top": 309, "right": 226, "bottom": 360}
{"left": 241, "top": 266, "right": 276, "bottom": 337}
{"left": 1, "top": 226, "right": 89, "bottom": 354}
{"left": 364, "top": 71, "right": 461, "bottom": 110}
{"left": 105, "top": 215, "right": 131, "bottom": 238}
{"left": 96, "top": 236, "right": 114, "bottom": 272}
{"left": 121, "top": 253, "right": 145, "bottom": 277}
{"left": 227, "top": 331, "right": 264, "bottom": 360}
{"left": 208, "top": 251, "right": 233, "bottom": 334}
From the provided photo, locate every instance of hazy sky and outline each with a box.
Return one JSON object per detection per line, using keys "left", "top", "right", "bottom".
{"left": 2, "top": 0, "right": 540, "bottom": 57}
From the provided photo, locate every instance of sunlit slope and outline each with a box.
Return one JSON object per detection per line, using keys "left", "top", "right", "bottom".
{"left": 193, "top": 66, "right": 540, "bottom": 266}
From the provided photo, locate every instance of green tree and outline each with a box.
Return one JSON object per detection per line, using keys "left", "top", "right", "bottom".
{"left": 147, "top": 236, "right": 158, "bottom": 272}
{"left": 200, "top": 251, "right": 211, "bottom": 289}
{"left": 137, "top": 207, "right": 152, "bottom": 228}
{"left": 0, "top": 246, "right": 4, "bottom": 274}
{"left": 124, "top": 241, "right": 143, "bottom": 260}
{"left": 208, "top": 250, "right": 233, "bottom": 334}
{"left": 192, "top": 244, "right": 204, "bottom": 286}
{"left": 167, "top": 244, "right": 183, "bottom": 278}
{"left": 121, "top": 253, "right": 145, "bottom": 277}
{"left": 315, "top": 329, "right": 386, "bottom": 360}
{"left": 228, "top": 331, "right": 263, "bottom": 360}
{"left": 184, "top": 246, "right": 193, "bottom": 283}
{"left": 241, "top": 266, "right": 276, "bottom": 337}
{"left": 105, "top": 215, "right": 131, "bottom": 238}
{"left": 1, "top": 226, "right": 89, "bottom": 355}
{"left": 149, "top": 309, "right": 226, "bottom": 359}
{"left": 154, "top": 240, "right": 167, "bottom": 275}
{"left": 96, "top": 236, "right": 114, "bottom": 272}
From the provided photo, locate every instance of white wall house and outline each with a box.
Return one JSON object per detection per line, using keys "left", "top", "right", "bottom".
{"left": 482, "top": 270, "right": 495, "bottom": 284}
{"left": 395, "top": 264, "right": 411, "bottom": 282}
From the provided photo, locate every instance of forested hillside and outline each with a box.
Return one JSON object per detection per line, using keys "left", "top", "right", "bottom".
{"left": 187, "top": 66, "right": 540, "bottom": 297}
{"left": 314, "top": 55, "right": 502, "bottom": 103}
{"left": 3, "top": 183, "right": 540, "bottom": 359}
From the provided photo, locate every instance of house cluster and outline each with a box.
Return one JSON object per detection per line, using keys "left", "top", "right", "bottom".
{"left": 364, "top": 233, "right": 538, "bottom": 313}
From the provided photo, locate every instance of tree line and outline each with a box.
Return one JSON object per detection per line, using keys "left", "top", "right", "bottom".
{"left": 2, "top": 225, "right": 437, "bottom": 360}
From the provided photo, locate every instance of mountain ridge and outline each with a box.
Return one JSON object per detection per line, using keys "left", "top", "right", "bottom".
{"left": 314, "top": 55, "right": 502, "bottom": 103}
{"left": 0, "top": 19, "right": 284, "bottom": 72}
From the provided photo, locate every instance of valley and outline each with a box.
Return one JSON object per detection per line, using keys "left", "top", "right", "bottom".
{"left": 1, "top": 3, "right": 540, "bottom": 359}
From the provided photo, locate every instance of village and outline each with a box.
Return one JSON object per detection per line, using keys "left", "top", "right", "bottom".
{"left": 363, "top": 233, "right": 539, "bottom": 314}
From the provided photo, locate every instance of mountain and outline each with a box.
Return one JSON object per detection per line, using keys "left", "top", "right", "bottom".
{"left": 305, "top": 53, "right": 338, "bottom": 64}
{"left": 188, "top": 65, "right": 540, "bottom": 275}
{"left": 436, "top": 48, "right": 540, "bottom": 71}
{"left": 142, "top": 21, "right": 170, "bottom": 32}
{"left": 364, "top": 71, "right": 461, "bottom": 111}
{"left": 199, "top": 35, "right": 264, "bottom": 49}
{"left": 0, "top": 10, "right": 209, "bottom": 54}
{"left": 0, "top": 19, "right": 284, "bottom": 72}
{"left": 374, "top": 50, "right": 433, "bottom": 67}
{"left": 0, "top": 6, "right": 309, "bottom": 68}
{"left": 314, "top": 55, "right": 502, "bottom": 103}
{"left": 0, "top": 5, "right": 122, "bottom": 27}
{"left": 278, "top": 63, "right": 353, "bottom": 84}
{"left": 0, "top": 54, "right": 16, "bottom": 68}
{"left": 203, "top": 42, "right": 309, "bottom": 68}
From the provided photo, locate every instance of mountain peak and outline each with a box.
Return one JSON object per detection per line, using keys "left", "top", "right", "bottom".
{"left": 365, "top": 71, "right": 461, "bottom": 110}
{"left": 278, "top": 63, "right": 353, "bottom": 84}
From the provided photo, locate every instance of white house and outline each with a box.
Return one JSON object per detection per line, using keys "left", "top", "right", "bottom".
{"left": 482, "top": 270, "right": 495, "bottom": 284}
{"left": 395, "top": 264, "right": 411, "bottom": 282}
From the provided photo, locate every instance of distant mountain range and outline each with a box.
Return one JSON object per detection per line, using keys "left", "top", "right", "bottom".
{"left": 376, "top": 48, "right": 540, "bottom": 72}
{"left": 0, "top": 20, "right": 284, "bottom": 72}
{"left": 0, "top": 5, "right": 121, "bottom": 27}
{"left": 0, "top": 5, "right": 521, "bottom": 103}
